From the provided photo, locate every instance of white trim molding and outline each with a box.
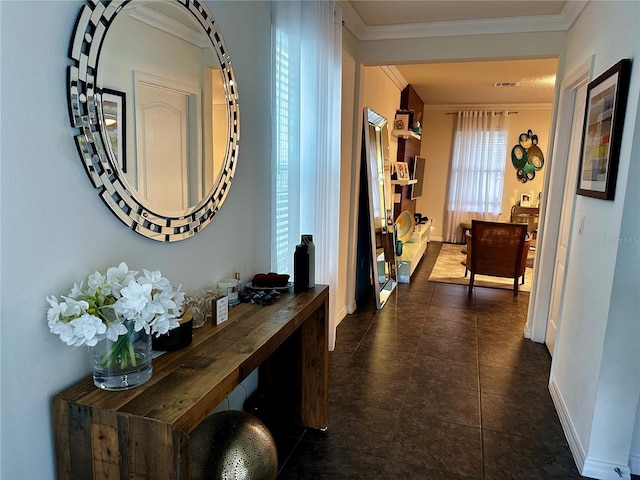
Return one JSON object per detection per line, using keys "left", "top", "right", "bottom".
{"left": 526, "top": 56, "right": 593, "bottom": 343}
{"left": 127, "top": 5, "right": 210, "bottom": 49}
{"left": 549, "top": 378, "right": 587, "bottom": 474}
{"left": 426, "top": 103, "right": 552, "bottom": 111}
{"left": 339, "top": 1, "right": 588, "bottom": 41}
{"left": 582, "top": 459, "right": 631, "bottom": 480}
{"left": 380, "top": 66, "right": 408, "bottom": 91}
{"left": 630, "top": 453, "right": 640, "bottom": 476}
{"left": 550, "top": 378, "right": 632, "bottom": 480}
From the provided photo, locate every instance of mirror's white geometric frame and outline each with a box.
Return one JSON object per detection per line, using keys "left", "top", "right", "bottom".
{"left": 67, "top": 0, "right": 240, "bottom": 242}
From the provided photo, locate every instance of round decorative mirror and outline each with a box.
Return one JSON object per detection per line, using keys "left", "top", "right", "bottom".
{"left": 68, "top": 0, "right": 240, "bottom": 241}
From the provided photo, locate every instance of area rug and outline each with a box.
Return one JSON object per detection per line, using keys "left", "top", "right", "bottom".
{"left": 428, "top": 243, "right": 533, "bottom": 292}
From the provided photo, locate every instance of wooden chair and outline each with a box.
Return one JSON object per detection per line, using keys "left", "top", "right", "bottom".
{"left": 510, "top": 205, "right": 539, "bottom": 236}
{"left": 461, "top": 220, "right": 530, "bottom": 296}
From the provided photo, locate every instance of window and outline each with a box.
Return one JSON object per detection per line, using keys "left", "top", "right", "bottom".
{"left": 448, "top": 127, "right": 508, "bottom": 214}
{"left": 270, "top": 2, "right": 341, "bottom": 348}
{"left": 272, "top": 25, "right": 300, "bottom": 275}
{"left": 444, "top": 111, "right": 510, "bottom": 242}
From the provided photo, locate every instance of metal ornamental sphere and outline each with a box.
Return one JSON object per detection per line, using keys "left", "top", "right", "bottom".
{"left": 190, "top": 411, "right": 278, "bottom": 480}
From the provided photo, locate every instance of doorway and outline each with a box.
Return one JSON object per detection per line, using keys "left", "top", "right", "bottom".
{"left": 526, "top": 59, "right": 592, "bottom": 349}
{"left": 545, "top": 82, "right": 587, "bottom": 355}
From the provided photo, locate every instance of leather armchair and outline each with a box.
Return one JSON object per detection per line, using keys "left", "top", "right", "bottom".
{"left": 461, "top": 220, "right": 530, "bottom": 296}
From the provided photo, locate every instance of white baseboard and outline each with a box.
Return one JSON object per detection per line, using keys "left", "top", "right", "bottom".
{"left": 549, "top": 378, "right": 587, "bottom": 472}
{"left": 550, "top": 378, "right": 632, "bottom": 480}
{"left": 346, "top": 301, "right": 357, "bottom": 315}
{"left": 523, "top": 321, "right": 533, "bottom": 339}
{"left": 630, "top": 454, "right": 640, "bottom": 475}
{"left": 582, "top": 458, "right": 630, "bottom": 480}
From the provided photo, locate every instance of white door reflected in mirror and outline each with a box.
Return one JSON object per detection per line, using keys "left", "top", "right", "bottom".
{"left": 136, "top": 80, "right": 190, "bottom": 211}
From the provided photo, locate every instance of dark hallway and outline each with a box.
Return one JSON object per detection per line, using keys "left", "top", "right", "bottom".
{"left": 275, "top": 242, "right": 592, "bottom": 479}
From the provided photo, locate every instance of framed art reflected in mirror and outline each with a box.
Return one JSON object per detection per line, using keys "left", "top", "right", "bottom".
{"left": 102, "top": 89, "right": 126, "bottom": 173}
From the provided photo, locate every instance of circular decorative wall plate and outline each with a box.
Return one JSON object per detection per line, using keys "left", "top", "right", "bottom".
{"left": 527, "top": 145, "right": 545, "bottom": 170}
{"left": 511, "top": 145, "right": 527, "bottom": 169}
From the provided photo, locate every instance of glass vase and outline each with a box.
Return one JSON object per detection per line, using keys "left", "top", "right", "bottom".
{"left": 91, "top": 320, "right": 153, "bottom": 390}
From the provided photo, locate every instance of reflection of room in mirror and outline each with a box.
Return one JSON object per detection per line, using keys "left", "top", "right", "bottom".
{"left": 96, "top": 0, "right": 230, "bottom": 212}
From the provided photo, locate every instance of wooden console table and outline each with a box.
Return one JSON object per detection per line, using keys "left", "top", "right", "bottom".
{"left": 52, "top": 286, "right": 329, "bottom": 479}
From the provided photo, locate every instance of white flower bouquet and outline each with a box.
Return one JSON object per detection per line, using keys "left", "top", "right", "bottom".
{"left": 47, "top": 262, "right": 184, "bottom": 374}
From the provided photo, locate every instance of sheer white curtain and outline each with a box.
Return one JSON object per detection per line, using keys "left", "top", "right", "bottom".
{"left": 444, "top": 111, "right": 510, "bottom": 242}
{"left": 271, "top": 1, "right": 342, "bottom": 349}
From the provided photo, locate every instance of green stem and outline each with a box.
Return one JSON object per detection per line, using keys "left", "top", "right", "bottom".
{"left": 99, "top": 322, "right": 137, "bottom": 369}
{"left": 127, "top": 336, "right": 137, "bottom": 368}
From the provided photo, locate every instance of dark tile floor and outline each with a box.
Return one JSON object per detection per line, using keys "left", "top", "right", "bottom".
{"left": 272, "top": 242, "right": 597, "bottom": 479}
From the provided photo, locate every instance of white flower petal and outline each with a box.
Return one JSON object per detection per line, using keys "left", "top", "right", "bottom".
{"left": 60, "top": 297, "right": 89, "bottom": 318}
{"left": 105, "top": 322, "right": 127, "bottom": 341}
{"left": 70, "top": 282, "right": 84, "bottom": 299}
{"left": 140, "top": 269, "right": 172, "bottom": 291}
{"left": 49, "top": 266, "right": 182, "bottom": 348}
{"left": 87, "top": 271, "right": 106, "bottom": 296}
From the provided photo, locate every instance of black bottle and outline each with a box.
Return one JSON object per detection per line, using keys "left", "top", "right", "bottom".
{"left": 301, "top": 234, "right": 315, "bottom": 288}
{"left": 294, "top": 243, "right": 309, "bottom": 293}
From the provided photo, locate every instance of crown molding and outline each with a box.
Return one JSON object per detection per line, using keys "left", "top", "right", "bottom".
{"left": 340, "top": 1, "right": 368, "bottom": 41}
{"left": 425, "top": 103, "right": 553, "bottom": 111}
{"left": 340, "top": 1, "right": 588, "bottom": 41}
{"left": 380, "top": 66, "right": 408, "bottom": 91}
{"left": 127, "top": 5, "right": 210, "bottom": 49}
{"left": 560, "top": 0, "right": 590, "bottom": 30}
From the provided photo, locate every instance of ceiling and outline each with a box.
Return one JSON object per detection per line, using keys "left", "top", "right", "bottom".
{"left": 349, "top": 1, "right": 567, "bottom": 27}
{"left": 343, "top": 1, "right": 588, "bottom": 106}
{"left": 393, "top": 58, "right": 559, "bottom": 106}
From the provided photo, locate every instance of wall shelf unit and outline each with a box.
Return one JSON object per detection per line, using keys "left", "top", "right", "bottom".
{"left": 393, "top": 85, "right": 425, "bottom": 220}
{"left": 391, "top": 179, "right": 417, "bottom": 186}
{"left": 392, "top": 85, "right": 429, "bottom": 283}
{"left": 392, "top": 129, "right": 421, "bottom": 140}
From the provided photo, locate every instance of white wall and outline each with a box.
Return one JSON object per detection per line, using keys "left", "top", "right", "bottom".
{"left": 341, "top": 28, "right": 359, "bottom": 315}
{"left": 416, "top": 110, "right": 453, "bottom": 236}
{"left": 0, "top": 1, "right": 272, "bottom": 478}
{"left": 361, "top": 66, "right": 401, "bottom": 161}
{"left": 549, "top": 1, "right": 640, "bottom": 477}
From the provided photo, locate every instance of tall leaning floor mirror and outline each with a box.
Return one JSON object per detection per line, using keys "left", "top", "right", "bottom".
{"left": 355, "top": 108, "right": 397, "bottom": 309}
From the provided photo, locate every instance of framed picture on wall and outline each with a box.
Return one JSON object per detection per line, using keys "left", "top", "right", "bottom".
{"left": 520, "top": 193, "right": 532, "bottom": 207}
{"left": 102, "top": 89, "right": 127, "bottom": 173}
{"left": 576, "top": 59, "right": 631, "bottom": 200}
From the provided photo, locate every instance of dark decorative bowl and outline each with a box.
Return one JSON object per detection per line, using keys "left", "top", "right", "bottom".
{"left": 152, "top": 312, "right": 193, "bottom": 351}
